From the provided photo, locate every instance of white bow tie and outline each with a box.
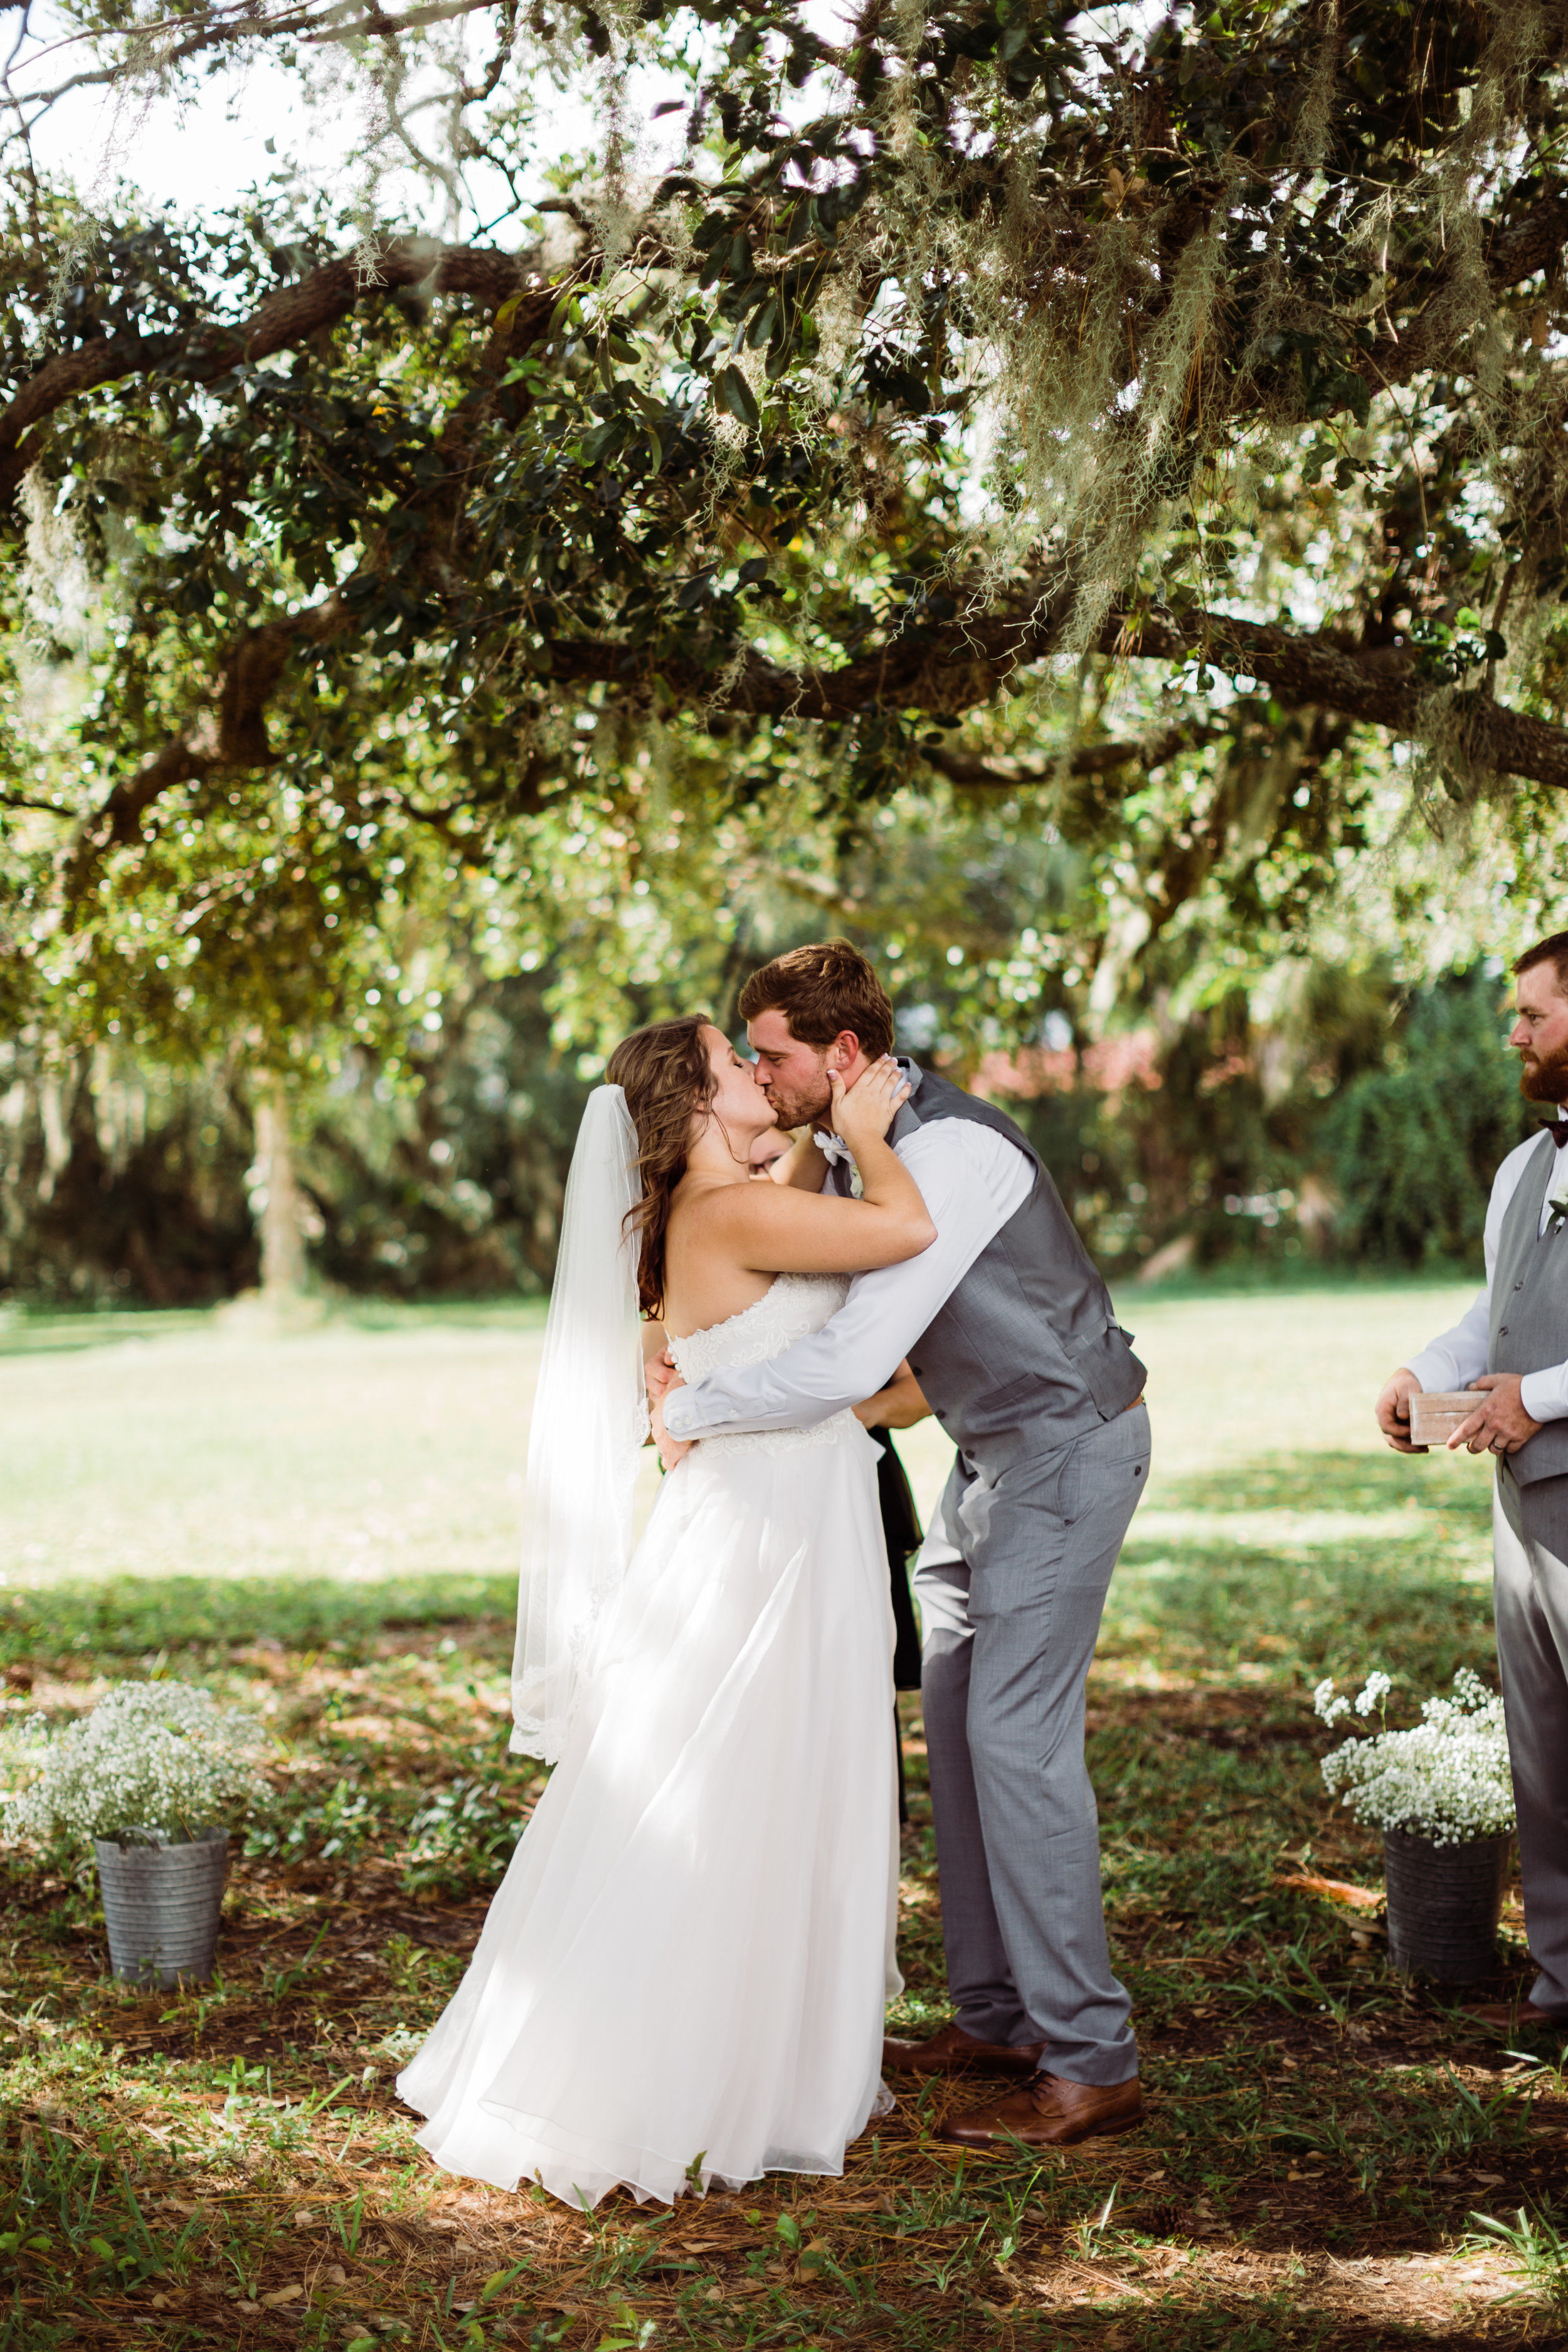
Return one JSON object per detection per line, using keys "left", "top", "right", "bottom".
{"left": 812, "top": 1130, "right": 854, "bottom": 1168}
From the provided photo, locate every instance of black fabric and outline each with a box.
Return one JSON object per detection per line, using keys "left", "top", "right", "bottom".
{"left": 871, "top": 1426, "right": 924, "bottom": 1690}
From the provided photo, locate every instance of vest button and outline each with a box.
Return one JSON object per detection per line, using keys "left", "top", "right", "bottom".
{"left": 1516, "top": 1280, "right": 1525, "bottom": 1290}
{"left": 1500, "top": 1325, "right": 1510, "bottom": 1337}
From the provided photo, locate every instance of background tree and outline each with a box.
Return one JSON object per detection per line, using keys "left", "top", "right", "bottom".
{"left": 1, "top": 0, "right": 1562, "bottom": 1300}
{"left": 8, "top": 0, "right": 1568, "bottom": 811}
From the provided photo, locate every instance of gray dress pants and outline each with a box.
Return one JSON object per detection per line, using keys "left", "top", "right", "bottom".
{"left": 913, "top": 1404, "right": 1149, "bottom": 2085}
{"left": 1493, "top": 1489, "right": 1568, "bottom": 2013}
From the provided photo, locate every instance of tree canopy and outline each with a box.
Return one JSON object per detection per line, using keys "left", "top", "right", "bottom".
{"left": 4, "top": 0, "right": 1568, "bottom": 1075}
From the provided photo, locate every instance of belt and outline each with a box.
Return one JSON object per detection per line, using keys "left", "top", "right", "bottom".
{"left": 1123, "top": 1393, "right": 1146, "bottom": 1413}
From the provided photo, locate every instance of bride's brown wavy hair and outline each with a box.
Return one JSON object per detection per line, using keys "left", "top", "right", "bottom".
{"left": 606, "top": 1014, "right": 716, "bottom": 1317}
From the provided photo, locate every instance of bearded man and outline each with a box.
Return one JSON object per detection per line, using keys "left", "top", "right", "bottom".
{"left": 1376, "top": 932, "right": 1568, "bottom": 2029}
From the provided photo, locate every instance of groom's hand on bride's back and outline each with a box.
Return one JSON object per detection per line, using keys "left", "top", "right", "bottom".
{"left": 642, "top": 1337, "right": 689, "bottom": 1468}
{"left": 650, "top": 1378, "right": 690, "bottom": 1471}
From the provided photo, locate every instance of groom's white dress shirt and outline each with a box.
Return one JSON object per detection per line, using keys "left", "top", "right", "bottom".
{"left": 662, "top": 1117, "right": 1036, "bottom": 1441}
{"left": 1405, "top": 1125, "right": 1568, "bottom": 1421}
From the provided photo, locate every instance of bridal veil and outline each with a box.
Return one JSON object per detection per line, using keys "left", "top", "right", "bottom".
{"left": 509, "top": 1084, "right": 649, "bottom": 1762}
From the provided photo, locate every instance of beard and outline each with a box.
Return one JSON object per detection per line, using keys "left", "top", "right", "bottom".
{"left": 1520, "top": 1040, "right": 1568, "bottom": 1102}
{"left": 761, "top": 1073, "right": 834, "bottom": 1128}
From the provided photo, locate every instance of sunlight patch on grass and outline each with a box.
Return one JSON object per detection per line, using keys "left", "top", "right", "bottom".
{"left": 1, "top": 1285, "right": 1557, "bottom": 2349}
{"left": 1132, "top": 1505, "right": 1470, "bottom": 1547}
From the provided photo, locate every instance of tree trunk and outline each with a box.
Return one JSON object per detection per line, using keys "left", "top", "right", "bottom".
{"left": 253, "top": 1078, "right": 307, "bottom": 1301}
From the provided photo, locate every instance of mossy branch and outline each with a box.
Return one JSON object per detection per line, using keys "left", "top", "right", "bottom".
{"left": 57, "top": 590, "right": 1568, "bottom": 911}
{"left": 0, "top": 236, "right": 553, "bottom": 512}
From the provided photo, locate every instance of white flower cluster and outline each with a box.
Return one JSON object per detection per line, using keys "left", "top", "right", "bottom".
{"left": 1356, "top": 1670, "right": 1393, "bottom": 1717}
{"left": 1313, "top": 1670, "right": 1393, "bottom": 1725}
{"left": 1315, "top": 1666, "right": 1514, "bottom": 1845}
{"left": 0, "top": 1681, "right": 269, "bottom": 1851}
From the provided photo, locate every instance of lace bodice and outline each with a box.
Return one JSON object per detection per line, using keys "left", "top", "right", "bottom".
{"left": 669, "top": 1271, "right": 849, "bottom": 1380}
{"left": 668, "top": 1274, "right": 857, "bottom": 1458}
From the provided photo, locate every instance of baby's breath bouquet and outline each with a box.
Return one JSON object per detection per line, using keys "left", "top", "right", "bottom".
{"left": 1313, "top": 1668, "right": 1514, "bottom": 1847}
{"left": 1, "top": 1682, "right": 268, "bottom": 1851}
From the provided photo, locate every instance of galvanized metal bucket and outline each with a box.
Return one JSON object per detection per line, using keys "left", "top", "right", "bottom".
{"left": 1384, "top": 1826, "right": 1510, "bottom": 1983}
{"left": 95, "top": 1827, "right": 230, "bottom": 1987}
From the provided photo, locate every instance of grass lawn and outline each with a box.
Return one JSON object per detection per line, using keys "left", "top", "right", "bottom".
{"left": 3, "top": 1278, "right": 1566, "bottom": 2349}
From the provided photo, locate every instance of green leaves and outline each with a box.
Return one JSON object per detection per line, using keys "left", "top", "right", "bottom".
{"left": 591, "top": 2307, "right": 657, "bottom": 2352}
{"left": 711, "top": 364, "right": 760, "bottom": 427}
{"left": 4, "top": 0, "right": 1568, "bottom": 1144}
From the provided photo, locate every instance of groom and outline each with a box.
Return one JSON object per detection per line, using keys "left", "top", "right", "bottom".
{"left": 657, "top": 940, "right": 1151, "bottom": 2146}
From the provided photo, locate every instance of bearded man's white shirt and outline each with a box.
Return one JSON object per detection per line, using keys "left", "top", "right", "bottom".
{"left": 1406, "top": 1126, "right": 1568, "bottom": 1421}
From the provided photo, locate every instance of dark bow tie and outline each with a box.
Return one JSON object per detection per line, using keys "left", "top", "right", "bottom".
{"left": 1544, "top": 1119, "right": 1568, "bottom": 1149}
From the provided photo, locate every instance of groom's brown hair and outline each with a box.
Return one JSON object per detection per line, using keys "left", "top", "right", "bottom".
{"left": 737, "top": 939, "right": 895, "bottom": 1061}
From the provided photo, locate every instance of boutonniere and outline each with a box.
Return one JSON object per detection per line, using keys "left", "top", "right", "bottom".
{"left": 811, "top": 1131, "right": 864, "bottom": 1197}
{"left": 1549, "top": 1186, "right": 1568, "bottom": 1232}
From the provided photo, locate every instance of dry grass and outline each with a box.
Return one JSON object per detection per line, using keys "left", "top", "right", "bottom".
{"left": 4, "top": 1290, "right": 1567, "bottom": 2348}
{"left": 5, "top": 1634, "right": 1564, "bottom": 2349}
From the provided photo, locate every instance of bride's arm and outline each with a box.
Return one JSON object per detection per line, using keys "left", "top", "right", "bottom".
{"left": 704, "top": 1059, "right": 935, "bottom": 1276}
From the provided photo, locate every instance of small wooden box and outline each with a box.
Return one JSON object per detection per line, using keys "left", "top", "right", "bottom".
{"left": 1408, "top": 1391, "right": 1480, "bottom": 1447}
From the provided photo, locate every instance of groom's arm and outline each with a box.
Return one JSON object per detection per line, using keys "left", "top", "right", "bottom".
{"left": 662, "top": 1123, "right": 1029, "bottom": 1441}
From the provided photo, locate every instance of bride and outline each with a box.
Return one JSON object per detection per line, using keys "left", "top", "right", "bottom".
{"left": 397, "top": 1013, "right": 935, "bottom": 2206}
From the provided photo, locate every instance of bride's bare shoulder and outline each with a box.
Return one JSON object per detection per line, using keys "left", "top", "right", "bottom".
{"left": 664, "top": 1179, "right": 779, "bottom": 1333}
{"left": 669, "top": 1168, "right": 746, "bottom": 1226}
{"left": 665, "top": 1171, "right": 753, "bottom": 1264}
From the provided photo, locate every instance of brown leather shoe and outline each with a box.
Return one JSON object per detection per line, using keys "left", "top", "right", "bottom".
{"left": 1462, "top": 1998, "right": 1568, "bottom": 2032}
{"left": 881, "top": 2021, "right": 1047, "bottom": 2075}
{"left": 939, "top": 2070, "right": 1144, "bottom": 2149}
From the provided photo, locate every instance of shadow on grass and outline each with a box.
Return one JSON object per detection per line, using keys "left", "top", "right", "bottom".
{"left": 1155, "top": 1448, "right": 1492, "bottom": 1522}
{"left": 1, "top": 1572, "right": 517, "bottom": 1666}
{"left": 3, "top": 2089, "right": 1528, "bottom": 2352}
{"left": 0, "top": 1297, "right": 548, "bottom": 1359}
{"left": 1, "top": 1448, "right": 1552, "bottom": 2348}
{"left": 1110, "top": 1450, "right": 1495, "bottom": 1691}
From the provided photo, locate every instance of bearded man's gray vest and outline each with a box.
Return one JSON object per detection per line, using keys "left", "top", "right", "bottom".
{"left": 1490, "top": 1130, "right": 1568, "bottom": 1554}
{"left": 829, "top": 1063, "right": 1145, "bottom": 1463}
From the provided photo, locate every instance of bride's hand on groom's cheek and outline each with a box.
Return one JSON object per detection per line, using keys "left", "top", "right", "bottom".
{"left": 830, "top": 1056, "right": 911, "bottom": 1151}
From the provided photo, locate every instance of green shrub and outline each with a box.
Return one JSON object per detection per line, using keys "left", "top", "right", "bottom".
{"left": 1328, "top": 968, "right": 1530, "bottom": 1266}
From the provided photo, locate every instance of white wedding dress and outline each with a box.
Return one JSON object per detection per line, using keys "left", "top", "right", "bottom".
{"left": 398, "top": 1273, "right": 901, "bottom": 2208}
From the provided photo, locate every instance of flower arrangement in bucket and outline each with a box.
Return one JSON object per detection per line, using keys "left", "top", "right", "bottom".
{"left": 1, "top": 1682, "right": 269, "bottom": 1988}
{"left": 1313, "top": 1668, "right": 1515, "bottom": 1984}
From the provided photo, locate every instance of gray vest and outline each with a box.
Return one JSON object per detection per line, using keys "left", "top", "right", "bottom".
{"left": 1490, "top": 1130, "right": 1568, "bottom": 1550}
{"left": 832, "top": 1063, "right": 1146, "bottom": 1468}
